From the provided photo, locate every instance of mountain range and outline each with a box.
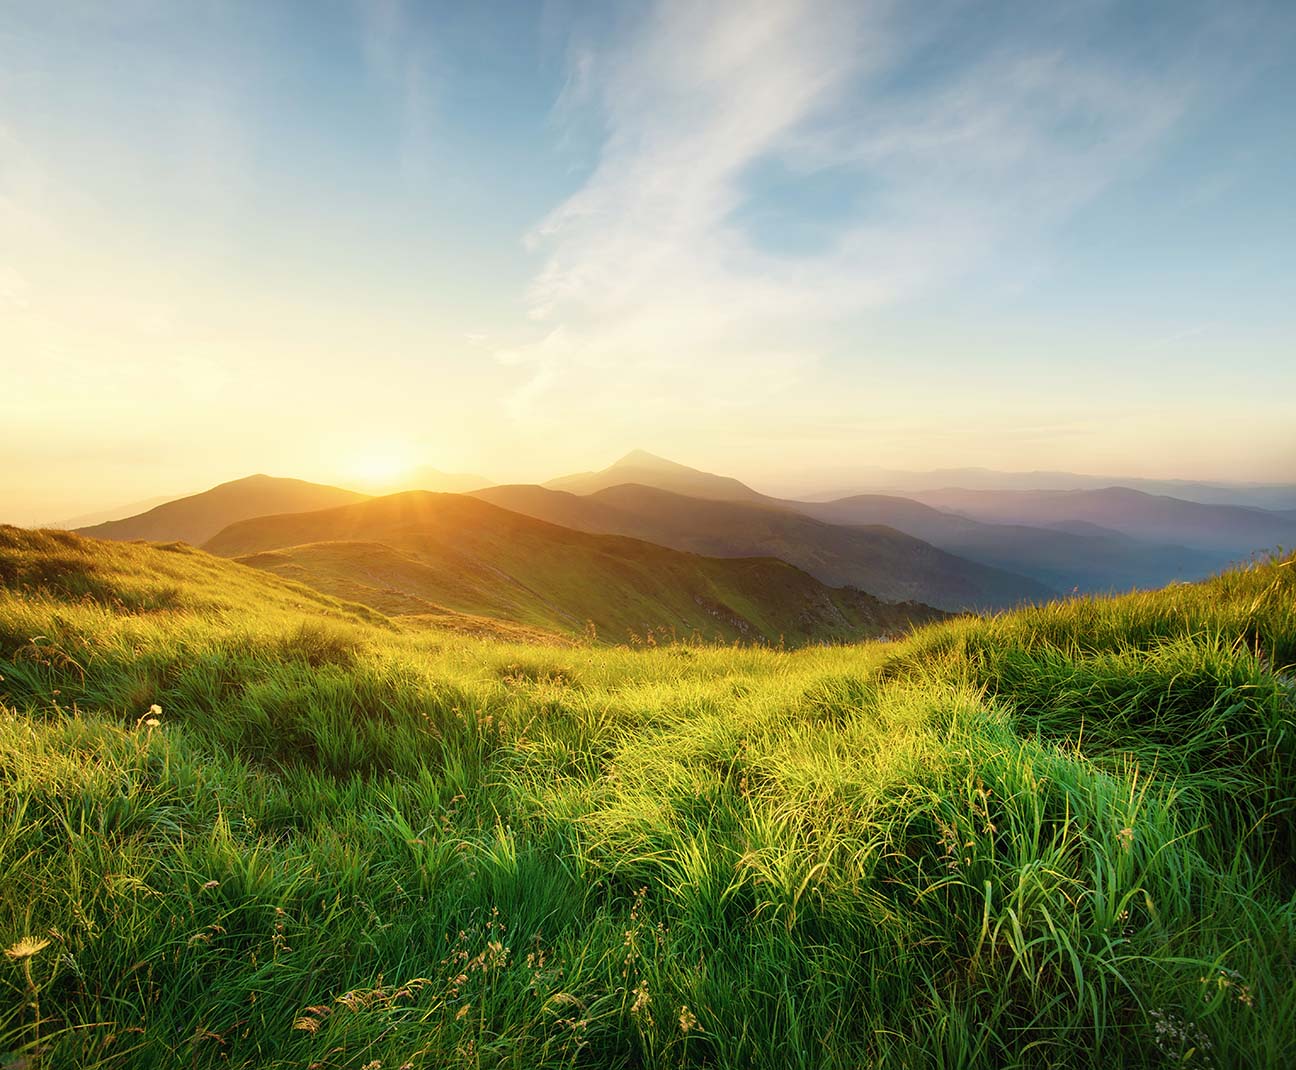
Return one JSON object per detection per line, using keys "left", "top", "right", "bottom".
{"left": 473, "top": 482, "right": 1051, "bottom": 610}
{"left": 797, "top": 465, "right": 1296, "bottom": 511}
{"left": 46, "top": 451, "right": 1294, "bottom": 637}
{"left": 203, "top": 491, "right": 944, "bottom": 644}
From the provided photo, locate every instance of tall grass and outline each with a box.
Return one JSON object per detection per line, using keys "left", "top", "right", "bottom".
{"left": 1, "top": 527, "right": 1293, "bottom": 1067}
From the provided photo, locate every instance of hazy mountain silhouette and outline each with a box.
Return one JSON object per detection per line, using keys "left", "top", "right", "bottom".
{"left": 532, "top": 453, "right": 1233, "bottom": 595}
{"left": 797, "top": 494, "right": 1224, "bottom": 592}
{"left": 911, "top": 487, "right": 1296, "bottom": 554}
{"left": 48, "top": 493, "right": 184, "bottom": 530}
{"left": 545, "top": 450, "right": 764, "bottom": 502}
{"left": 799, "top": 466, "right": 1296, "bottom": 511}
{"left": 76, "top": 475, "right": 369, "bottom": 546}
{"left": 473, "top": 483, "right": 1054, "bottom": 611}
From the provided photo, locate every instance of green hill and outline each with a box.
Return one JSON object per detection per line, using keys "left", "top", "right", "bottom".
{"left": 75, "top": 474, "right": 369, "bottom": 546}
{"left": 203, "top": 492, "right": 942, "bottom": 645}
{"left": 1, "top": 526, "right": 1294, "bottom": 1069}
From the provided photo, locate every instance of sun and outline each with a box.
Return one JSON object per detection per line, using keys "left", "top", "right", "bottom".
{"left": 346, "top": 452, "right": 414, "bottom": 489}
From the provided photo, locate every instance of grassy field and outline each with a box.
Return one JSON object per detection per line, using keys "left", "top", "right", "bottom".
{"left": 1, "top": 526, "right": 1294, "bottom": 1067}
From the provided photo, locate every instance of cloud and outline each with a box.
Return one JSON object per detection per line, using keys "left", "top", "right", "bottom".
{"left": 498, "top": 0, "right": 1237, "bottom": 418}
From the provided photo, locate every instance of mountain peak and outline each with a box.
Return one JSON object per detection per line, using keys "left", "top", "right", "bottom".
{"left": 611, "top": 449, "right": 687, "bottom": 471}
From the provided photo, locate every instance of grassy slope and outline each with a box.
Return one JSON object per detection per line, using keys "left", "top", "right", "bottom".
{"left": 474, "top": 484, "right": 1054, "bottom": 611}
{"left": 205, "top": 492, "right": 942, "bottom": 645}
{"left": 1, "top": 527, "right": 1294, "bottom": 1068}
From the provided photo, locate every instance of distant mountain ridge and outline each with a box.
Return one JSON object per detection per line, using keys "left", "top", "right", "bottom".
{"left": 75, "top": 475, "right": 369, "bottom": 546}
{"left": 911, "top": 486, "right": 1296, "bottom": 555}
{"left": 514, "top": 451, "right": 1239, "bottom": 597}
{"left": 794, "top": 465, "right": 1296, "bottom": 511}
{"left": 794, "top": 494, "right": 1226, "bottom": 593}
{"left": 474, "top": 482, "right": 1054, "bottom": 611}
{"left": 204, "top": 491, "right": 945, "bottom": 644}
{"left": 545, "top": 450, "right": 764, "bottom": 503}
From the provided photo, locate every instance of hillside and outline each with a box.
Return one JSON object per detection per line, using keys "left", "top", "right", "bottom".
{"left": 205, "top": 492, "right": 944, "bottom": 644}
{"left": 914, "top": 486, "right": 1296, "bottom": 554}
{"left": 2, "top": 527, "right": 1294, "bottom": 1068}
{"left": 475, "top": 483, "right": 1055, "bottom": 611}
{"left": 545, "top": 449, "right": 766, "bottom": 502}
{"left": 75, "top": 474, "right": 369, "bottom": 546}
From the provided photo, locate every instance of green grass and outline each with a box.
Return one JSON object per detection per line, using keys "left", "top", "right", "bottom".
{"left": 1, "top": 526, "right": 1294, "bottom": 1068}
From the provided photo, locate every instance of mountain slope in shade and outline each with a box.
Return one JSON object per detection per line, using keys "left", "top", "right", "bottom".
{"left": 473, "top": 483, "right": 1054, "bottom": 611}
{"left": 205, "top": 492, "right": 946, "bottom": 644}
{"left": 76, "top": 475, "right": 369, "bottom": 546}
{"left": 545, "top": 449, "right": 765, "bottom": 502}
{"left": 796, "top": 494, "right": 1225, "bottom": 593}
{"left": 911, "top": 487, "right": 1296, "bottom": 554}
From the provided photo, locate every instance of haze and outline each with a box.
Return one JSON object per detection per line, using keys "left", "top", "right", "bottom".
{"left": 3, "top": 0, "right": 1294, "bottom": 526}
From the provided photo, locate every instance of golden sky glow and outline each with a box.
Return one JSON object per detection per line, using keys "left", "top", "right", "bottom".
{"left": 3, "top": 2, "right": 1294, "bottom": 525}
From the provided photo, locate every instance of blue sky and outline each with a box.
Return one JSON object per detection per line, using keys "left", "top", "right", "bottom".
{"left": 2, "top": 0, "right": 1294, "bottom": 521}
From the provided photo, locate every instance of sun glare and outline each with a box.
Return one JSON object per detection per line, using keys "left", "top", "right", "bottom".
{"left": 347, "top": 453, "right": 413, "bottom": 488}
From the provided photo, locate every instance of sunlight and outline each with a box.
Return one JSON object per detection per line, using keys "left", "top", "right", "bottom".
{"left": 346, "top": 451, "right": 414, "bottom": 488}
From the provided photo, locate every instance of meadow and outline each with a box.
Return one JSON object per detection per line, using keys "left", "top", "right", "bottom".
{"left": 1, "top": 526, "right": 1294, "bottom": 1068}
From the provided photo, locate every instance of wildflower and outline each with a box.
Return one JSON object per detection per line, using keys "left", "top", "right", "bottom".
{"left": 4, "top": 936, "right": 50, "bottom": 960}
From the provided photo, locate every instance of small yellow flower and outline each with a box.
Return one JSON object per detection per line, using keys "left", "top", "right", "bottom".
{"left": 5, "top": 936, "right": 50, "bottom": 960}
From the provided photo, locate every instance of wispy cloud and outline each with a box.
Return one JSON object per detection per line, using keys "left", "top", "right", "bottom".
{"left": 499, "top": 0, "right": 1237, "bottom": 417}
{"left": 354, "top": 0, "right": 440, "bottom": 181}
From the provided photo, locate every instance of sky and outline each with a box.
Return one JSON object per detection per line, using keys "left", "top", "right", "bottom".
{"left": 2, "top": 0, "right": 1295, "bottom": 524}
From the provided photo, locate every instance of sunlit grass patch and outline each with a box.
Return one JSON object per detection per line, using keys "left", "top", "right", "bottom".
{"left": 0, "top": 532, "right": 1293, "bottom": 1067}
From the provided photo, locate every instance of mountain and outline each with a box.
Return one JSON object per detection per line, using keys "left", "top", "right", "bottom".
{"left": 545, "top": 450, "right": 765, "bottom": 503}
{"left": 795, "top": 494, "right": 1225, "bottom": 593}
{"left": 472, "top": 483, "right": 1053, "bottom": 611}
{"left": 536, "top": 452, "right": 1235, "bottom": 594}
{"left": 910, "top": 487, "right": 1296, "bottom": 555}
{"left": 795, "top": 466, "right": 1296, "bottom": 511}
{"left": 204, "top": 491, "right": 946, "bottom": 644}
{"left": 75, "top": 475, "right": 369, "bottom": 546}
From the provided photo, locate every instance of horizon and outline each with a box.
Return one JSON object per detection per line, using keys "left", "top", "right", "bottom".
{"left": 4, "top": 1, "right": 1295, "bottom": 524}
{"left": 18, "top": 446, "right": 1296, "bottom": 530}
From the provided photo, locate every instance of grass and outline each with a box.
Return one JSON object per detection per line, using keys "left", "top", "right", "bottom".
{"left": 0, "top": 525, "right": 1293, "bottom": 1067}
